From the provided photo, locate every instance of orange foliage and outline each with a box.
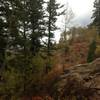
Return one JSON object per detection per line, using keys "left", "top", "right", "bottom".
{"left": 22, "top": 95, "right": 53, "bottom": 100}
{"left": 32, "top": 96, "right": 43, "bottom": 100}
{"left": 21, "top": 96, "right": 31, "bottom": 100}
{"left": 43, "top": 64, "right": 63, "bottom": 84}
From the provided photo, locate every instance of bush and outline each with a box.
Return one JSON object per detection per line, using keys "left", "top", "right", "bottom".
{"left": 0, "top": 53, "right": 46, "bottom": 99}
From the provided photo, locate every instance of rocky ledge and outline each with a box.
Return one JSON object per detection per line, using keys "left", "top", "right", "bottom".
{"left": 51, "top": 58, "right": 100, "bottom": 99}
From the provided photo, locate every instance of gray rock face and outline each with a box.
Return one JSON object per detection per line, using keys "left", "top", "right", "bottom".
{"left": 53, "top": 58, "right": 100, "bottom": 99}
{"left": 63, "top": 58, "right": 100, "bottom": 81}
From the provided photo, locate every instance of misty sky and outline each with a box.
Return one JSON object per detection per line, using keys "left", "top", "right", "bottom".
{"left": 58, "top": 0, "right": 95, "bottom": 26}
{"left": 55, "top": 0, "right": 95, "bottom": 42}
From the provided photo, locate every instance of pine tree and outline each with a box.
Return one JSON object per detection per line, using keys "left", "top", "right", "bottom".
{"left": 0, "top": 0, "right": 24, "bottom": 52}
{"left": 30, "top": 0, "right": 45, "bottom": 55}
{"left": 92, "top": 0, "right": 100, "bottom": 36}
{"left": 45, "top": 0, "right": 64, "bottom": 73}
{"left": 87, "top": 40, "right": 97, "bottom": 63}
{"left": 0, "top": 0, "right": 9, "bottom": 68}
{"left": 0, "top": 19, "right": 7, "bottom": 68}
{"left": 2, "top": 0, "right": 45, "bottom": 55}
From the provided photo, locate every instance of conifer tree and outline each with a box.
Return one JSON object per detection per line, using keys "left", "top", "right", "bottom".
{"left": 45, "top": 0, "right": 64, "bottom": 72}
{"left": 0, "top": 0, "right": 9, "bottom": 67}
{"left": 92, "top": 0, "right": 100, "bottom": 36}
{"left": 30, "top": 0, "right": 45, "bottom": 55}
{"left": 87, "top": 40, "right": 96, "bottom": 63}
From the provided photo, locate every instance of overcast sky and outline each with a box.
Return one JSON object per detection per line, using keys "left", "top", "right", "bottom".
{"left": 55, "top": 0, "right": 95, "bottom": 42}
{"left": 58, "top": 0, "right": 95, "bottom": 26}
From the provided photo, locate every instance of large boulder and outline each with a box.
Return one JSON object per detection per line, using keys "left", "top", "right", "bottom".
{"left": 52, "top": 58, "right": 100, "bottom": 100}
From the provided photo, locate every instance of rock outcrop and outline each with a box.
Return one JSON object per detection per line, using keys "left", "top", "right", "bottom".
{"left": 52, "top": 58, "right": 100, "bottom": 100}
